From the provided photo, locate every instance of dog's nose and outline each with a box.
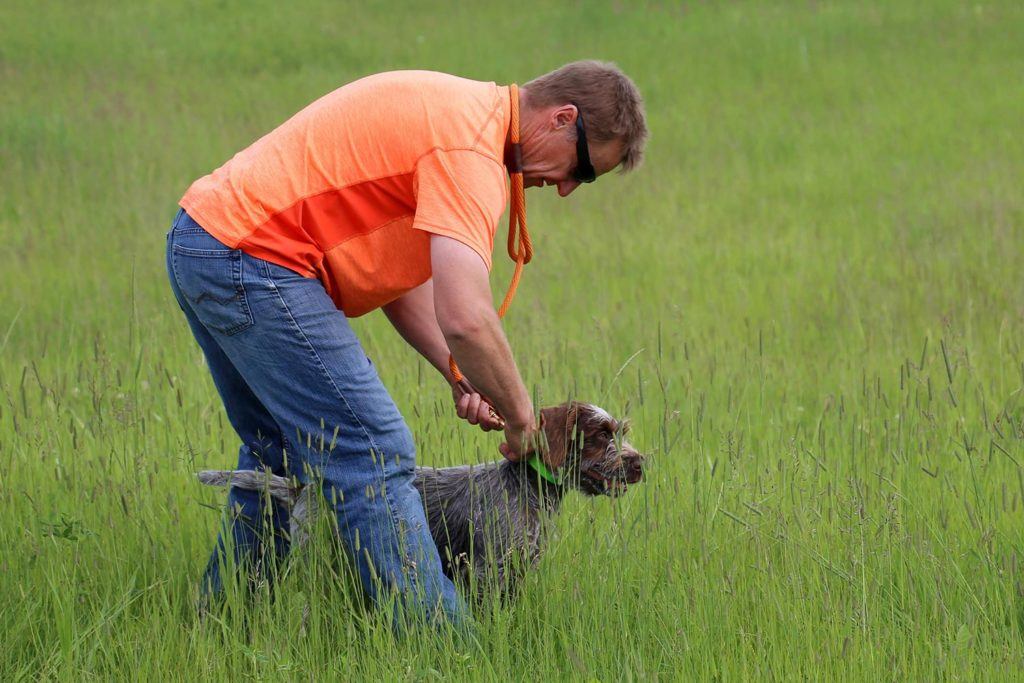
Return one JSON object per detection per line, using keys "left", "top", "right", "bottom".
{"left": 622, "top": 451, "right": 645, "bottom": 483}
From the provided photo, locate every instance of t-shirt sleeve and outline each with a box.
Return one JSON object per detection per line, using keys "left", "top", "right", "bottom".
{"left": 412, "top": 148, "right": 507, "bottom": 270}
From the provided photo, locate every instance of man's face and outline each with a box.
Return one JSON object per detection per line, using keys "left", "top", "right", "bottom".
{"left": 520, "top": 104, "right": 623, "bottom": 197}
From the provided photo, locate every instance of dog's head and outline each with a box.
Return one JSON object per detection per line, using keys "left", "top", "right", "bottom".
{"left": 538, "top": 402, "right": 645, "bottom": 497}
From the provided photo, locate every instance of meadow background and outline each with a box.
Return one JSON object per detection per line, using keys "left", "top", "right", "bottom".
{"left": 2, "top": 0, "right": 1023, "bottom": 679}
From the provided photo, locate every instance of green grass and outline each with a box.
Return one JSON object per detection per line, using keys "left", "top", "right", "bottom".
{"left": 2, "top": 0, "right": 1024, "bottom": 678}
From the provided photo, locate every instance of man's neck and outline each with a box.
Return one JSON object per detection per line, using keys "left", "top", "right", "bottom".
{"left": 505, "top": 85, "right": 527, "bottom": 169}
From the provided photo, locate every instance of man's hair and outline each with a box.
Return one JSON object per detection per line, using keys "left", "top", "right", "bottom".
{"left": 524, "top": 60, "right": 648, "bottom": 172}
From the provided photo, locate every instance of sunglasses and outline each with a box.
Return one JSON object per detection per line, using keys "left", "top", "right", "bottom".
{"left": 572, "top": 104, "right": 597, "bottom": 184}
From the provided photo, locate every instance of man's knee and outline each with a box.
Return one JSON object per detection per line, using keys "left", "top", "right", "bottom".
{"left": 379, "top": 423, "right": 416, "bottom": 471}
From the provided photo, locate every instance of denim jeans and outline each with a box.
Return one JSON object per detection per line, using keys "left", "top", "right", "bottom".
{"left": 165, "top": 208, "right": 465, "bottom": 626}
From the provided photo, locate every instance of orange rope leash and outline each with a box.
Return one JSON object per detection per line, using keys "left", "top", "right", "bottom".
{"left": 448, "top": 83, "right": 532, "bottom": 386}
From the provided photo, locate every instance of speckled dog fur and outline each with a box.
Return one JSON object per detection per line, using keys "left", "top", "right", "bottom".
{"left": 198, "top": 401, "right": 645, "bottom": 600}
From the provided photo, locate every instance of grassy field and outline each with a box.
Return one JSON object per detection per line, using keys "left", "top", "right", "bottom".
{"left": 2, "top": 0, "right": 1024, "bottom": 678}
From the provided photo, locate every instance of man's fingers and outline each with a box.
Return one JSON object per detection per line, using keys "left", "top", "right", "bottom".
{"left": 455, "top": 393, "right": 471, "bottom": 419}
{"left": 475, "top": 401, "right": 499, "bottom": 428}
{"left": 499, "top": 428, "right": 530, "bottom": 461}
{"left": 454, "top": 389, "right": 505, "bottom": 432}
{"left": 499, "top": 442, "right": 519, "bottom": 461}
{"left": 479, "top": 412, "right": 504, "bottom": 432}
{"left": 466, "top": 394, "right": 482, "bottom": 425}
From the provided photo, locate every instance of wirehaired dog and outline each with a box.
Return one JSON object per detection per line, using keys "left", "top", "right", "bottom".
{"left": 198, "top": 402, "right": 645, "bottom": 600}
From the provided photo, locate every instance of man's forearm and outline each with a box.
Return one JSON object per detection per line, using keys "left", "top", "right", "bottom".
{"left": 436, "top": 303, "right": 534, "bottom": 429}
{"left": 382, "top": 280, "right": 455, "bottom": 381}
{"left": 428, "top": 234, "right": 536, "bottom": 431}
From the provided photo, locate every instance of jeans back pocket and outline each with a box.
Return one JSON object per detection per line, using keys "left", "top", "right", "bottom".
{"left": 171, "top": 230, "right": 254, "bottom": 336}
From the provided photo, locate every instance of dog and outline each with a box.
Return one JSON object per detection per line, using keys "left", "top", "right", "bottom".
{"left": 197, "top": 401, "right": 645, "bottom": 600}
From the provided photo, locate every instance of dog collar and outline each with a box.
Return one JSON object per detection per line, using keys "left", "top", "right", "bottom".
{"left": 527, "top": 455, "right": 561, "bottom": 485}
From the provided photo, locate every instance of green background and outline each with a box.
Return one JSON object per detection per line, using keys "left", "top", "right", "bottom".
{"left": 2, "top": 0, "right": 1023, "bottom": 679}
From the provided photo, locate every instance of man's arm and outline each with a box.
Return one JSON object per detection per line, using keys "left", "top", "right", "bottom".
{"left": 429, "top": 235, "right": 538, "bottom": 457}
{"left": 382, "top": 277, "right": 504, "bottom": 431}
{"left": 382, "top": 279, "right": 455, "bottom": 382}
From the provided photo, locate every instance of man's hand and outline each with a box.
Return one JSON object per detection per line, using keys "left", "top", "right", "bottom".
{"left": 499, "top": 418, "right": 544, "bottom": 462}
{"left": 382, "top": 281, "right": 518, "bottom": 435}
{"left": 451, "top": 378, "right": 505, "bottom": 432}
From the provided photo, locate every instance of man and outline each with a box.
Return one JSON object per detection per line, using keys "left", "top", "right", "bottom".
{"left": 166, "top": 60, "right": 647, "bottom": 624}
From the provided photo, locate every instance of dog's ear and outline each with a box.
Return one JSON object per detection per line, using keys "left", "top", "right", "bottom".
{"left": 539, "top": 403, "right": 579, "bottom": 470}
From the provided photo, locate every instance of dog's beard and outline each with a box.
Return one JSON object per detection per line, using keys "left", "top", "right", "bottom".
{"left": 577, "top": 446, "right": 636, "bottom": 497}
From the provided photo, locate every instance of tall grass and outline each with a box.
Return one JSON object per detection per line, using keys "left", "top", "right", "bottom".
{"left": 1, "top": 0, "right": 1023, "bottom": 678}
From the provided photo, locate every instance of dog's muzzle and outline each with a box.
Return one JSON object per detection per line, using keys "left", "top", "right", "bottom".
{"left": 582, "top": 451, "right": 645, "bottom": 496}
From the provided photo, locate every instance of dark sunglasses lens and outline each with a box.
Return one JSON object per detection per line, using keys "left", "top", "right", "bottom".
{"left": 574, "top": 115, "right": 596, "bottom": 183}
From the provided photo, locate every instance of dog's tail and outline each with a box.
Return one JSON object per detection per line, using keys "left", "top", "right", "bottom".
{"left": 197, "top": 469, "right": 320, "bottom": 547}
{"left": 197, "top": 469, "right": 300, "bottom": 505}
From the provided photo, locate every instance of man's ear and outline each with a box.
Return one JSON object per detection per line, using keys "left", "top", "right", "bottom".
{"left": 550, "top": 104, "right": 577, "bottom": 131}
{"left": 539, "top": 403, "right": 579, "bottom": 470}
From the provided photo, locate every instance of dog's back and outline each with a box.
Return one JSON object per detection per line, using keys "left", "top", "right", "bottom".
{"left": 197, "top": 461, "right": 558, "bottom": 598}
{"left": 197, "top": 402, "right": 643, "bottom": 601}
{"left": 414, "top": 461, "right": 558, "bottom": 596}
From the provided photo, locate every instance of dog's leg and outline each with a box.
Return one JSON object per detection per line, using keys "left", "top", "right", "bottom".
{"left": 289, "top": 483, "right": 318, "bottom": 550}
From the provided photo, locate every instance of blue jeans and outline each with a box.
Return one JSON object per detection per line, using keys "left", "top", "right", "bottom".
{"left": 165, "top": 208, "right": 465, "bottom": 626}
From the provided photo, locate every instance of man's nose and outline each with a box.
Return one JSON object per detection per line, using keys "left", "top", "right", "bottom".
{"left": 557, "top": 180, "right": 581, "bottom": 197}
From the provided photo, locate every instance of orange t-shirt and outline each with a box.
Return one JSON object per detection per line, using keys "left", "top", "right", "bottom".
{"left": 180, "top": 71, "right": 511, "bottom": 317}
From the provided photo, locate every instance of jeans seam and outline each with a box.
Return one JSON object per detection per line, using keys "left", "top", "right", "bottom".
{"left": 256, "top": 255, "right": 272, "bottom": 281}
{"left": 172, "top": 244, "right": 237, "bottom": 258}
{"left": 265, "top": 272, "right": 385, "bottom": 461}
{"left": 381, "top": 467, "right": 419, "bottom": 583}
{"left": 231, "top": 251, "right": 254, "bottom": 335}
